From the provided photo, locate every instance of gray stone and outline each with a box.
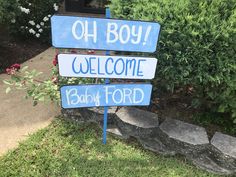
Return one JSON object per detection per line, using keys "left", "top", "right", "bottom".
{"left": 106, "top": 125, "right": 129, "bottom": 139}
{"left": 190, "top": 132, "right": 236, "bottom": 175}
{"left": 61, "top": 107, "right": 236, "bottom": 175}
{"left": 194, "top": 132, "right": 236, "bottom": 175}
{"left": 211, "top": 132, "right": 236, "bottom": 159}
{"left": 61, "top": 107, "right": 117, "bottom": 124}
{"left": 158, "top": 120, "right": 236, "bottom": 175}
{"left": 107, "top": 127, "right": 123, "bottom": 136}
{"left": 138, "top": 135, "right": 176, "bottom": 156}
{"left": 116, "top": 107, "right": 159, "bottom": 128}
{"left": 192, "top": 154, "right": 234, "bottom": 175}
{"left": 115, "top": 107, "right": 159, "bottom": 137}
{"left": 159, "top": 118, "right": 209, "bottom": 161}
{"left": 160, "top": 118, "right": 209, "bottom": 145}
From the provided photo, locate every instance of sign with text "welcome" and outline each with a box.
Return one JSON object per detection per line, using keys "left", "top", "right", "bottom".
{"left": 51, "top": 15, "right": 161, "bottom": 52}
{"left": 58, "top": 54, "right": 157, "bottom": 79}
{"left": 60, "top": 84, "right": 152, "bottom": 109}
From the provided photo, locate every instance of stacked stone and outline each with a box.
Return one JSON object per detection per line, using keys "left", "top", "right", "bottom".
{"left": 62, "top": 107, "right": 236, "bottom": 175}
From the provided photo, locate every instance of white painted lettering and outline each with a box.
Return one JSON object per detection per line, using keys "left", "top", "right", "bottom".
{"left": 72, "top": 20, "right": 84, "bottom": 40}
{"left": 72, "top": 20, "right": 97, "bottom": 43}
{"left": 143, "top": 25, "right": 152, "bottom": 45}
{"left": 65, "top": 88, "right": 100, "bottom": 106}
{"left": 133, "top": 88, "right": 144, "bottom": 103}
{"left": 112, "top": 89, "right": 123, "bottom": 104}
{"left": 123, "top": 88, "right": 132, "bottom": 103}
{"left": 84, "top": 21, "right": 97, "bottom": 43}
{"left": 105, "top": 86, "right": 115, "bottom": 104}
{"left": 66, "top": 88, "right": 79, "bottom": 105}
{"left": 131, "top": 25, "right": 142, "bottom": 44}
{"left": 106, "top": 23, "right": 119, "bottom": 43}
{"left": 119, "top": 25, "right": 130, "bottom": 44}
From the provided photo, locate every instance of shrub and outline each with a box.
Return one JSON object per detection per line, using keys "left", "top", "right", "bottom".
{"left": 0, "top": 0, "right": 18, "bottom": 24}
{"left": 109, "top": 0, "right": 236, "bottom": 123}
{"left": 0, "top": 0, "right": 61, "bottom": 42}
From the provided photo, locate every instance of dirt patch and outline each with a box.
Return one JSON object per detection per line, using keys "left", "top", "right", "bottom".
{"left": 145, "top": 90, "right": 235, "bottom": 138}
{"left": 0, "top": 26, "right": 49, "bottom": 73}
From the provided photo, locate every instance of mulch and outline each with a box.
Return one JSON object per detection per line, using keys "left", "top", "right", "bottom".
{"left": 0, "top": 27, "right": 49, "bottom": 73}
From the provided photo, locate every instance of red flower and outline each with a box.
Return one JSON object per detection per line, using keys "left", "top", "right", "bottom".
{"left": 11, "top": 63, "right": 21, "bottom": 71}
{"left": 51, "top": 77, "right": 58, "bottom": 84}
{"left": 6, "top": 68, "right": 16, "bottom": 75}
{"left": 6, "top": 63, "right": 20, "bottom": 75}
{"left": 6, "top": 68, "right": 12, "bottom": 75}
{"left": 53, "top": 55, "right": 58, "bottom": 66}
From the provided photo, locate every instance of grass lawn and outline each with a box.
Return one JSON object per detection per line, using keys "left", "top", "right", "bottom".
{"left": 0, "top": 118, "right": 221, "bottom": 177}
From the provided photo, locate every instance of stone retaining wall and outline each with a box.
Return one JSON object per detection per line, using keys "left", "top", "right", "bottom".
{"left": 62, "top": 107, "right": 236, "bottom": 176}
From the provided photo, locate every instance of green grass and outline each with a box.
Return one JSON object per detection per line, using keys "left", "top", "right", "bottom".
{"left": 0, "top": 118, "right": 221, "bottom": 177}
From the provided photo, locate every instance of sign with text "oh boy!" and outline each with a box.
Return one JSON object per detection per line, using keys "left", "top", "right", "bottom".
{"left": 61, "top": 84, "right": 152, "bottom": 109}
{"left": 58, "top": 54, "right": 157, "bottom": 79}
{"left": 51, "top": 15, "right": 161, "bottom": 52}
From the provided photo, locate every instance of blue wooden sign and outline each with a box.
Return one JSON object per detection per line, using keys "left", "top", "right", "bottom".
{"left": 51, "top": 15, "right": 161, "bottom": 53}
{"left": 58, "top": 54, "right": 157, "bottom": 79}
{"left": 60, "top": 84, "right": 152, "bottom": 109}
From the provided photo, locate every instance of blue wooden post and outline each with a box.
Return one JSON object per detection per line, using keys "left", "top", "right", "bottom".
{"left": 103, "top": 8, "right": 111, "bottom": 144}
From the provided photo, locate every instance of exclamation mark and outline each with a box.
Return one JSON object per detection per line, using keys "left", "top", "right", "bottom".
{"left": 142, "top": 26, "right": 152, "bottom": 45}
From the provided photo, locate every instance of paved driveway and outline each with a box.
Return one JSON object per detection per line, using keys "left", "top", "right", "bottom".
{"left": 0, "top": 48, "right": 60, "bottom": 155}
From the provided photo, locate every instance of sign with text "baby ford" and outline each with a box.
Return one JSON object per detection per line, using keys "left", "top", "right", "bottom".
{"left": 51, "top": 15, "right": 160, "bottom": 108}
{"left": 61, "top": 84, "right": 152, "bottom": 109}
{"left": 51, "top": 15, "right": 161, "bottom": 52}
{"left": 51, "top": 11, "right": 160, "bottom": 144}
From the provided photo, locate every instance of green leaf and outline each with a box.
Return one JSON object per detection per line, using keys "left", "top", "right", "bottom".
{"left": 21, "top": 66, "right": 28, "bottom": 72}
{"left": 11, "top": 76, "right": 21, "bottom": 82}
{"left": 3, "top": 80, "right": 12, "bottom": 85}
{"left": 218, "top": 105, "right": 225, "bottom": 113}
{"left": 38, "top": 96, "right": 45, "bottom": 101}
{"left": 233, "top": 119, "right": 236, "bottom": 124}
{"left": 35, "top": 72, "right": 43, "bottom": 76}
{"left": 5, "top": 87, "right": 11, "bottom": 94}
